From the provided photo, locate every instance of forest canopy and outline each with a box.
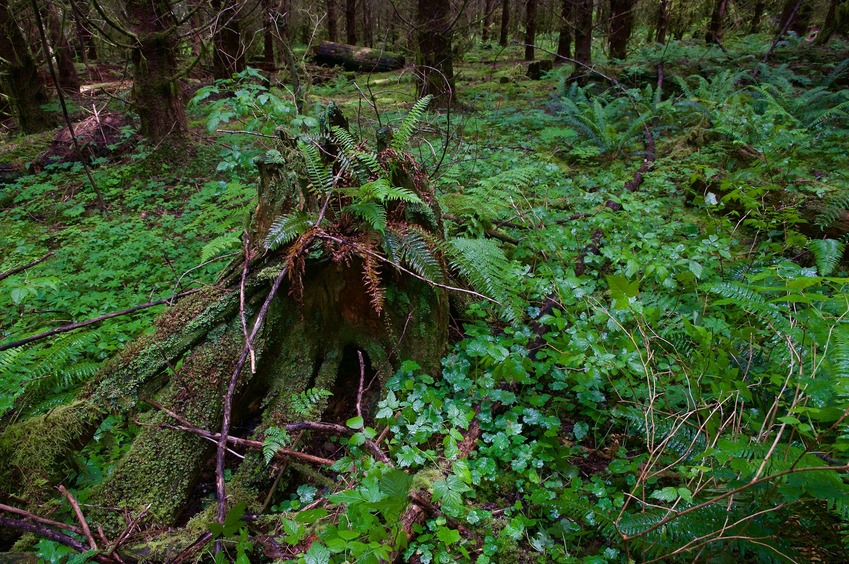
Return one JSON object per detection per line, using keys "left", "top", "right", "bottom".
{"left": 1, "top": 0, "right": 849, "bottom": 562}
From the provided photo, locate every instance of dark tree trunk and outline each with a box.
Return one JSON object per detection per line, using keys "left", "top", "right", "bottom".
{"left": 571, "top": 0, "right": 592, "bottom": 82}
{"left": 212, "top": 0, "right": 245, "bottom": 80}
{"left": 416, "top": 0, "right": 454, "bottom": 106}
{"left": 45, "top": 0, "right": 80, "bottom": 94}
{"left": 362, "top": 0, "right": 373, "bottom": 46}
{"left": 499, "top": 0, "right": 510, "bottom": 46}
{"left": 557, "top": 0, "right": 572, "bottom": 59}
{"left": 0, "top": 0, "right": 55, "bottom": 133}
{"left": 482, "top": 0, "right": 495, "bottom": 42}
{"left": 263, "top": 0, "right": 276, "bottom": 64}
{"left": 326, "top": 0, "right": 338, "bottom": 41}
{"left": 817, "top": 0, "right": 848, "bottom": 44}
{"left": 126, "top": 0, "right": 187, "bottom": 140}
{"left": 70, "top": 0, "right": 96, "bottom": 62}
{"left": 608, "top": 0, "right": 634, "bottom": 60}
{"left": 656, "top": 0, "right": 669, "bottom": 43}
{"left": 346, "top": 0, "right": 357, "bottom": 44}
{"left": 524, "top": 0, "right": 538, "bottom": 60}
{"left": 706, "top": 0, "right": 729, "bottom": 44}
{"left": 314, "top": 41, "right": 405, "bottom": 71}
{"left": 749, "top": 0, "right": 765, "bottom": 33}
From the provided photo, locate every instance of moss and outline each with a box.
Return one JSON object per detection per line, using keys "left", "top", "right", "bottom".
{"left": 0, "top": 401, "right": 104, "bottom": 499}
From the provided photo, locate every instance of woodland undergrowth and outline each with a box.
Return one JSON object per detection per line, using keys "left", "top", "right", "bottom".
{"left": 1, "top": 36, "right": 849, "bottom": 563}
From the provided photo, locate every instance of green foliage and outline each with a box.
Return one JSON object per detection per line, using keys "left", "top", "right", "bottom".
{"left": 810, "top": 238, "right": 845, "bottom": 276}
{"left": 291, "top": 387, "right": 333, "bottom": 419}
{"left": 263, "top": 426, "right": 290, "bottom": 464}
{"left": 391, "top": 95, "right": 433, "bottom": 152}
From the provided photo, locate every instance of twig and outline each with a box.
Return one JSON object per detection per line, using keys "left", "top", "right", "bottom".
{"left": 170, "top": 531, "right": 213, "bottom": 564}
{"left": 0, "top": 502, "right": 81, "bottom": 534}
{"left": 356, "top": 350, "right": 365, "bottom": 419}
{"left": 0, "top": 288, "right": 200, "bottom": 351}
{"left": 0, "top": 252, "right": 54, "bottom": 282}
{"left": 0, "top": 516, "right": 116, "bottom": 563}
{"left": 286, "top": 421, "right": 392, "bottom": 465}
{"left": 239, "top": 232, "right": 255, "bottom": 373}
{"left": 58, "top": 485, "right": 97, "bottom": 550}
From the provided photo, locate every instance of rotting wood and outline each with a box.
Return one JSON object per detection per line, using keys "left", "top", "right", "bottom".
{"left": 313, "top": 40, "right": 405, "bottom": 72}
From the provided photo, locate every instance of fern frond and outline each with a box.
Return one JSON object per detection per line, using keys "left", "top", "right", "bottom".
{"left": 362, "top": 250, "right": 385, "bottom": 313}
{"left": 444, "top": 237, "right": 520, "bottom": 321}
{"left": 299, "top": 141, "right": 333, "bottom": 193}
{"left": 201, "top": 231, "right": 241, "bottom": 262}
{"left": 809, "top": 239, "right": 845, "bottom": 276}
{"left": 815, "top": 190, "right": 849, "bottom": 231}
{"left": 262, "top": 426, "right": 290, "bottom": 464}
{"left": 291, "top": 388, "right": 333, "bottom": 419}
{"left": 345, "top": 201, "right": 387, "bottom": 233}
{"left": 388, "top": 226, "right": 444, "bottom": 282}
{"left": 392, "top": 95, "right": 433, "bottom": 152}
{"left": 264, "top": 211, "right": 313, "bottom": 250}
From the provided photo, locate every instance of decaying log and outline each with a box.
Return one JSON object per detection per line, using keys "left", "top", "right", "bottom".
{"left": 312, "top": 41, "right": 405, "bottom": 72}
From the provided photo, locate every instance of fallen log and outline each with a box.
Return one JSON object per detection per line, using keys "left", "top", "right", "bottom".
{"left": 312, "top": 41, "right": 405, "bottom": 72}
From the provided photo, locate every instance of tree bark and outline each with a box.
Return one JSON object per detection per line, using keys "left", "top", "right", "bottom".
{"left": 608, "top": 0, "right": 633, "bottom": 60}
{"left": 706, "top": 0, "right": 729, "bottom": 44}
{"left": 46, "top": 0, "right": 80, "bottom": 94}
{"left": 212, "top": 0, "right": 245, "bottom": 80}
{"left": 656, "top": 0, "right": 669, "bottom": 43}
{"left": 817, "top": 0, "right": 848, "bottom": 44}
{"left": 556, "top": 0, "right": 572, "bottom": 60}
{"left": 326, "top": 0, "right": 338, "bottom": 42}
{"left": 126, "top": 0, "right": 188, "bottom": 140}
{"left": 498, "top": 0, "right": 509, "bottom": 46}
{"left": 571, "top": 0, "right": 592, "bottom": 83}
{"left": 263, "top": 0, "right": 276, "bottom": 64}
{"left": 416, "top": 0, "right": 454, "bottom": 106}
{"left": 524, "top": 0, "right": 538, "bottom": 60}
{"left": 362, "top": 0, "right": 373, "bottom": 46}
{"left": 345, "top": 0, "right": 357, "bottom": 44}
{"left": 749, "top": 0, "right": 766, "bottom": 34}
{"left": 0, "top": 0, "right": 56, "bottom": 133}
{"left": 482, "top": 0, "right": 495, "bottom": 42}
{"left": 780, "top": 0, "right": 812, "bottom": 35}
{"left": 69, "top": 0, "right": 96, "bottom": 62}
{"left": 313, "top": 41, "right": 405, "bottom": 71}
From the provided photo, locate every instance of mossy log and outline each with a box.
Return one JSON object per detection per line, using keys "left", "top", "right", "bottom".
{"left": 312, "top": 41, "right": 406, "bottom": 72}
{"left": 0, "top": 107, "right": 449, "bottom": 560}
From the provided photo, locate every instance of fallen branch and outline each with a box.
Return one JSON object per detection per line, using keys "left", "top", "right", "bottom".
{"left": 0, "top": 516, "right": 117, "bottom": 563}
{"left": 286, "top": 421, "right": 392, "bottom": 465}
{"left": 0, "top": 288, "right": 201, "bottom": 352}
{"left": 0, "top": 251, "right": 54, "bottom": 282}
{"left": 58, "top": 485, "right": 97, "bottom": 550}
{"left": 0, "top": 502, "right": 82, "bottom": 534}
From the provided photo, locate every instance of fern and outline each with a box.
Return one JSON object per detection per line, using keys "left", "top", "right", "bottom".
{"left": 262, "top": 426, "right": 290, "bottom": 464}
{"left": 291, "top": 387, "right": 333, "bottom": 419}
{"left": 264, "top": 211, "right": 313, "bottom": 250}
{"left": 809, "top": 239, "right": 845, "bottom": 276}
{"left": 391, "top": 95, "right": 433, "bottom": 152}
{"left": 444, "top": 237, "right": 520, "bottom": 321}
{"left": 331, "top": 125, "right": 380, "bottom": 183}
{"left": 345, "top": 201, "right": 387, "bottom": 233}
{"left": 815, "top": 190, "right": 849, "bottom": 232}
{"left": 299, "top": 141, "right": 333, "bottom": 194}
{"left": 387, "top": 227, "right": 444, "bottom": 283}
{"left": 201, "top": 231, "right": 241, "bottom": 262}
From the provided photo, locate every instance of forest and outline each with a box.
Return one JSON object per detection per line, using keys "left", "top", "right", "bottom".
{"left": 1, "top": 0, "right": 848, "bottom": 562}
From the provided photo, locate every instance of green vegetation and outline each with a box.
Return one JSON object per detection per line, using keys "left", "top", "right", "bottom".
{"left": 2, "top": 34, "right": 849, "bottom": 564}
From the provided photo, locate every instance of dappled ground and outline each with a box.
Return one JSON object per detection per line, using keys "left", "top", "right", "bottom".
{"left": 1, "top": 36, "right": 849, "bottom": 562}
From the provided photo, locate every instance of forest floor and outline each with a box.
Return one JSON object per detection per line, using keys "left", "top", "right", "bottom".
{"left": 1, "top": 36, "right": 849, "bottom": 563}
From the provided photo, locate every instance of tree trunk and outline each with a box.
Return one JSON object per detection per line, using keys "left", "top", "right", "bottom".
{"left": 749, "top": 0, "right": 766, "bottom": 33}
{"left": 126, "top": 0, "right": 188, "bottom": 140}
{"left": 0, "top": 0, "right": 55, "bottom": 133}
{"left": 326, "top": 0, "right": 338, "bottom": 41}
{"left": 499, "top": 0, "right": 510, "bottom": 46}
{"left": 263, "top": 0, "right": 276, "bottom": 64}
{"left": 212, "top": 0, "right": 245, "bottom": 80}
{"left": 656, "top": 0, "right": 669, "bottom": 43}
{"left": 362, "top": 0, "right": 373, "bottom": 46}
{"left": 556, "top": 0, "right": 572, "bottom": 60}
{"left": 608, "top": 0, "right": 634, "bottom": 60}
{"left": 69, "top": 0, "right": 96, "bottom": 62}
{"left": 416, "top": 0, "right": 455, "bottom": 106}
{"left": 817, "top": 0, "right": 848, "bottom": 44}
{"left": 706, "top": 0, "right": 729, "bottom": 44}
{"left": 524, "top": 0, "right": 538, "bottom": 60}
{"left": 571, "top": 0, "right": 592, "bottom": 83}
{"left": 482, "top": 0, "right": 495, "bottom": 42}
{"left": 45, "top": 0, "right": 80, "bottom": 94}
{"left": 346, "top": 0, "right": 357, "bottom": 44}
{"left": 779, "top": 0, "right": 809, "bottom": 36}
{"left": 313, "top": 40, "right": 405, "bottom": 71}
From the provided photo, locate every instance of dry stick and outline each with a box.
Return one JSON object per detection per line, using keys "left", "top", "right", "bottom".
{"left": 30, "top": 0, "right": 108, "bottom": 216}
{"left": 0, "top": 502, "right": 82, "bottom": 534}
{"left": 286, "top": 421, "right": 392, "bottom": 465}
{"left": 239, "top": 232, "right": 256, "bottom": 373}
{"left": 356, "top": 350, "right": 365, "bottom": 419}
{"left": 215, "top": 262, "right": 292, "bottom": 554}
{"left": 0, "top": 516, "right": 116, "bottom": 563}
{"left": 759, "top": 0, "right": 804, "bottom": 69}
{"left": 0, "top": 252, "right": 54, "bottom": 283}
{"left": 170, "top": 531, "right": 213, "bottom": 564}
{"left": 58, "top": 485, "right": 97, "bottom": 550}
{"left": 0, "top": 288, "right": 200, "bottom": 351}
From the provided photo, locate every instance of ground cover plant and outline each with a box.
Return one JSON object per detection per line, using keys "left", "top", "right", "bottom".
{"left": 1, "top": 11, "right": 849, "bottom": 564}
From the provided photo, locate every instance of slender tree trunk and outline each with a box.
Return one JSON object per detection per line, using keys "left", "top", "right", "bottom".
{"left": 263, "top": 0, "right": 276, "bottom": 64}
{"left": 571, "top": 0, "right": 592, "bottom": 82}
{"left": 416, "top": 0, "right": 454, "bottom": 106}
{"left": 362, "top": 0, "right": 373, "bottom": 46}
{"left": 706, "top": 0, "right": 729, "bottom": 44}
{"left": 0, "top": 0, "right": 55, "bottom": 133}
{"left": 126, "top": 0, "right": 187, "bottom": 140}
{"left": 608, "top": 0, "right": 634, "bottom": 60}
{"left": 499, "top": 0, "right": 510, "bottom": 46}
{"left": 524, "top": 0, "right": 538, "bottom": 60}
{"left": 326, "top": 0, "right": 338, "bottom": 42}
{"left": 749, "top": 0, "right": 766, "bottom": 33}
{"left": 69, "top": 0, "right": 96, "bottom": 62}
{"left": 779, "top": 0, "right": 804, "bottom": 35}
{"left": 345, "top": 0, "right": 357, "bottom": 44}
{"left": 557, "top": 0, "right": 572, "bottom": 59}
{"left": 45, "top": 0, "right": 80, "bottom": 94}
{"left": 817, "top": 0, "right": 848, "bottom": 44}
{"left": 656, "top": 0, "right": 669, "bottom": 43}
{"left": 482, "top": 0, "right": 495, "bottom": 42}
{"left": 212, "top": 0, "right": 245, "bottom": 80}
